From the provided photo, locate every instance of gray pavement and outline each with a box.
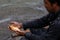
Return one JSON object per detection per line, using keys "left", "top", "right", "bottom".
{"left": 0, "top": 0, "right": 48, "bottom": 40}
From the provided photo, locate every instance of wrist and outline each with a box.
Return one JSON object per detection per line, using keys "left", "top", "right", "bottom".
{"left": 24, "top": 32, "right": 32, "bottom": 39}
{"left": 22, "top": 30, "right": 31, "bottom": 36}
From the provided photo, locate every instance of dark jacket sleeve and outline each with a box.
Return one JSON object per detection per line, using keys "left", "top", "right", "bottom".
{"left": 23, "top": 13, "right": 56, "bottom": 29}
{"left": 24, "top": 32, "right": 57, "bottom": 40}
{"left": 24, "top": 21, "right": 60, "bottom": 40}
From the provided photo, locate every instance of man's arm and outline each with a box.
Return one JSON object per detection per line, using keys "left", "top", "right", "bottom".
{"left": 25, "top": 32, "right": 57, "bottom": 40}
{"left": 25, "top": 32, "right": 46, "bottom": 40}
{"left": 24, "top": 21, "right": 60, "bottom": 40}
{"left": 9, "top": 21, "right": 60, "bottom": 40}
{"left": 23, "top": 13, "right": 56, "bottom": 29}
{"left": 25, "top": 28, "right": 60, "bottom": 40}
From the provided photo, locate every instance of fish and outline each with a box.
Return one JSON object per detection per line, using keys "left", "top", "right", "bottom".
{"left": 9, "top": 24, "right": 20, "bottom": 32}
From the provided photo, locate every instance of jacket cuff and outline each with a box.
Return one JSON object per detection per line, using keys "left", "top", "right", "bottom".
{"left": 25, "top": 32, "right": 32, "bottom": 39}
{"left": 22, "top": 22, "right": 27, "bottom": 30}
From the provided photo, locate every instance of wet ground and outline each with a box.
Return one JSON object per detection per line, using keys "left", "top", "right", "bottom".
{"left": 0, "top": 0, "right": 48, "bottom": 40}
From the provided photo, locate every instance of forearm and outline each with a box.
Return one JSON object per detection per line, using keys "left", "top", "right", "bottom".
{"left": 24, "top": 24, "right": 60, "bottom": 40}
{"left": 22, "top": 15, "right": 49, "bottom": 29}
{"left": 24, "top": 32, "right": 57, "bottom": 40}
{"left": 25, "top": 32, "right": 41, "bottom": 40}
{"left": 23, "top": 13, "right": 56, "bottom": 29}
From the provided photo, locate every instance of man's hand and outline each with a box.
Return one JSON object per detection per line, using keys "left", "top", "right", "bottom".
{"left": 9, "top": 24, "right": 30, "bottom": 36}
{"left": 15, "top": 29, "right": 31, "bottom": 36}
{"left": 8, "top": 21, "right": 30, "bottom": 37}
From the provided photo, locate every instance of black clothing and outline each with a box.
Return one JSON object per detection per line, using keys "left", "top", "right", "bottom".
{"left": 23, "top": 10, "right": 60, "bottom": 40}
{"left": 20, "top": 28, "right": 46, "bottom": 40}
